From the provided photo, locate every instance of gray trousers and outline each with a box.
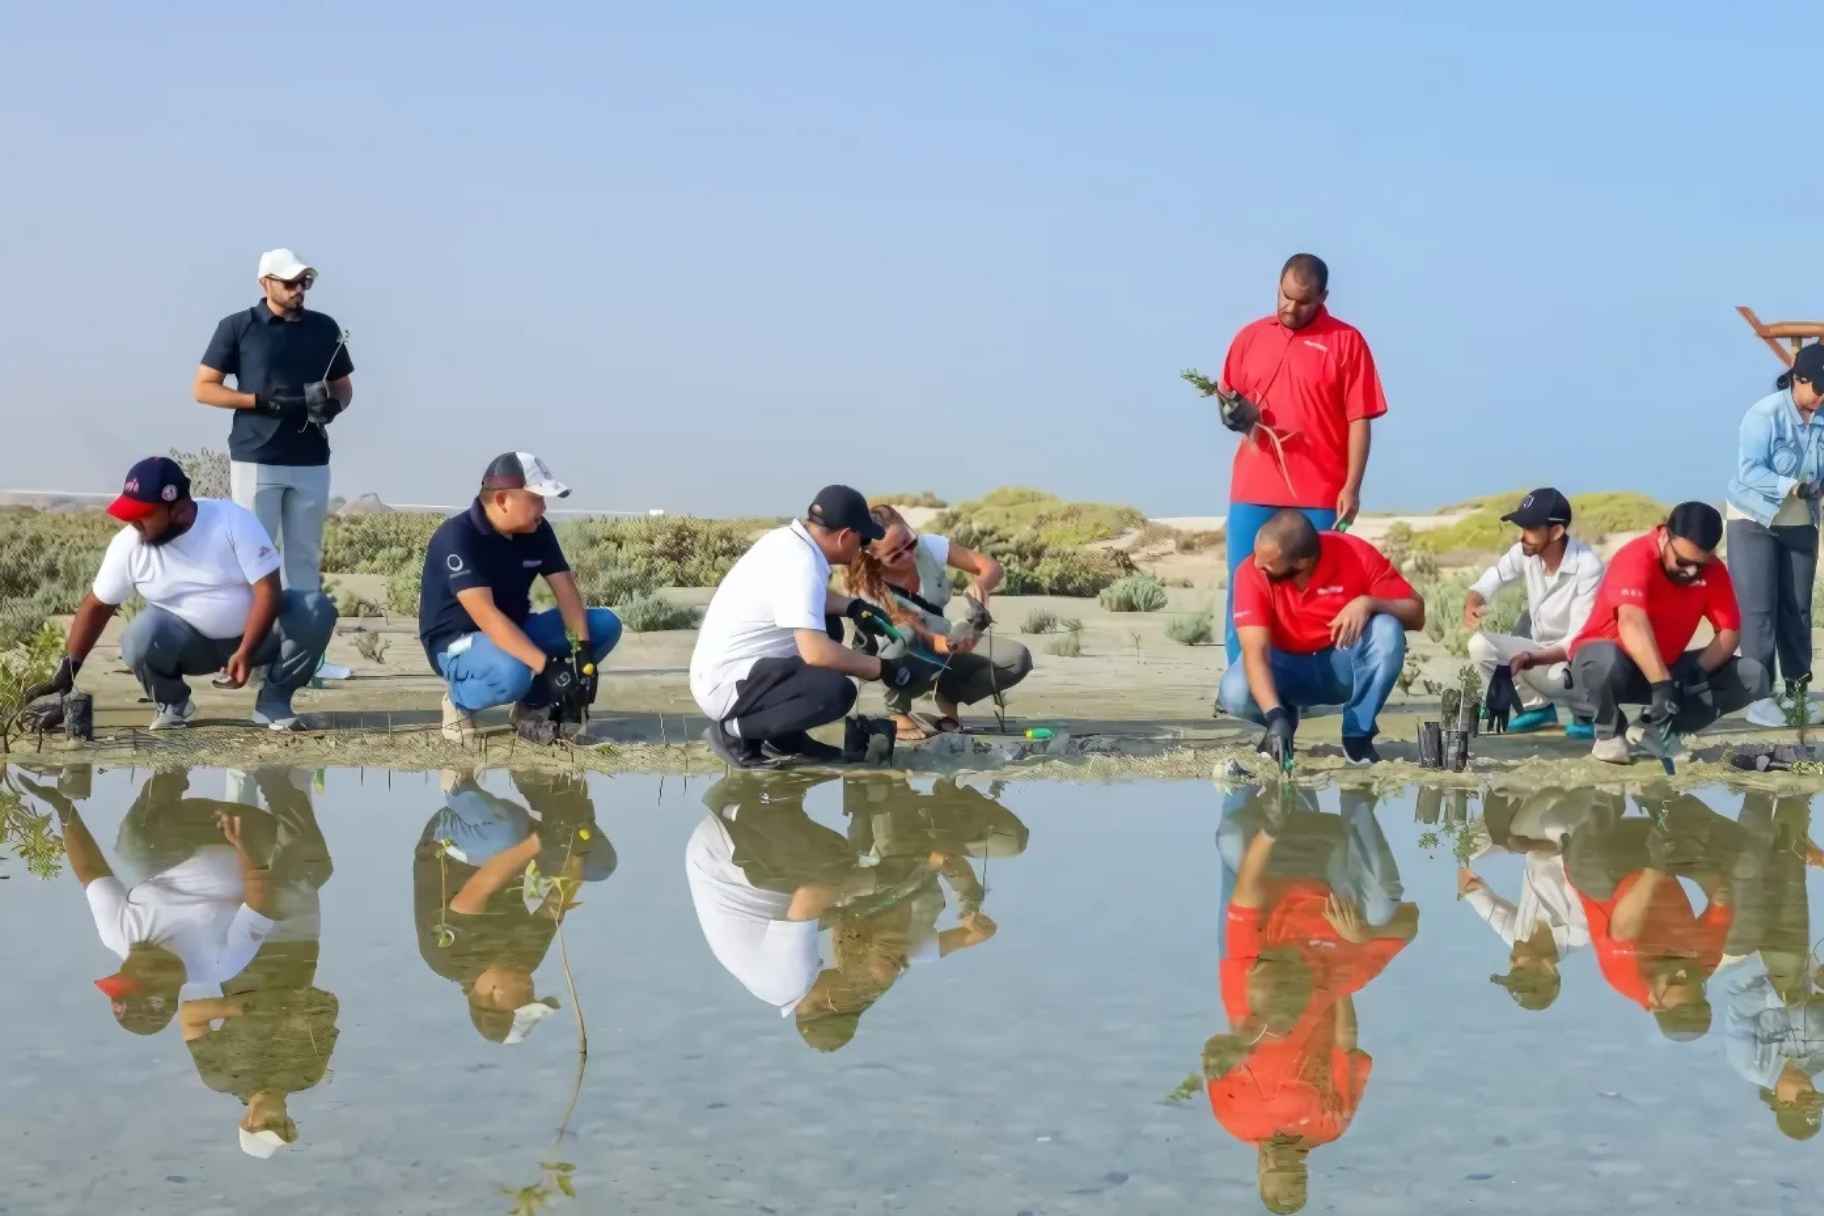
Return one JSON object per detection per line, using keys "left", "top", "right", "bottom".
{"left": 118, "top": 592, "right": 338, "bottom": 712}
{"left": 231, "top": 461, "right": 331, "bottom": 592}
{"left": 1724, "top": 518, "right": 1817, "bottom": 688}
{"left": 1569, "top": 643, "right": 1767, "bottom": 737}
{"left": 884, "top": 640, "right": 1034, "bottom": 715}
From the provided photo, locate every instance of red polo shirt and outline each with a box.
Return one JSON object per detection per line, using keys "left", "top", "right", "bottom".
{"left": 1569, "top": 529, "right": 1740, "bottom": 665}
{"left": 1221, "top": 307, "right": 1388, "bottom": 509}
{"left": 1231, "top": 532, "right": 1415, "bottom": 656}
{"left": 1207, "top": 1002, "right": 1373, "bottom": 1148}
{"left": 1576, "top": 871, "right": 1731, "bottom": 1009}
{"left": 1220, "top": 880, "right": 1410, "bottom": 1023}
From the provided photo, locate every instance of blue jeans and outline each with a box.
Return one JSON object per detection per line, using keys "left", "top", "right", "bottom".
{"left": 437, "top": 607, "right": 623, "bottom": 713}
{"left": 118, "top": 591, "right": 338, "bottom": 714}
{"left": 1224, "top": 502, "right": 1339, "bottom": 659}
{"left": 1217, "top": 613, "right": 1404, "bottom": 740}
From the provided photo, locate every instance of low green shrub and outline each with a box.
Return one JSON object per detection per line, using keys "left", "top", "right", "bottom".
{"left": 386, "top": 564, "right": 423, "bottom": 616}
{"left": 1166, "top": 613, "right": 1215, "bottom": 645}
{"left": 1416, "top": 574, "right": 1525, "bottom": 657}
{"left": 1022, "top": 609, "right": 1059, "bottom": 635}
{"left": 1047, "top": 629, "right": 1083, "bottom": 658}
{"left": 1099, "top": 574, "right": 1169, "bottom": 613}
{"left": 1410, "top": 492, "right": 1666, "bottom": 556}
{"left": 869, "top": 491, "right": 947, "bottom": 509}
{"left": 617, "top": 592, "right": 701, "bottom": 632}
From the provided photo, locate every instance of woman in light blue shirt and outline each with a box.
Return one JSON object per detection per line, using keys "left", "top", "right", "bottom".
{"left": 1725, "top": 343, "right": 1824, "bottom": 727}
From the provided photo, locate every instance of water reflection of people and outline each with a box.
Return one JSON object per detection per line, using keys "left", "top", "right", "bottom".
{"left": 414, "top": 769, "right": 612, "bottom": 1045}
{"left": 36, "top": 769, "right": 279, "bottom": 1036}
{"left": 1206, "top": 784, "right": 1418, "bottom": 1214}
{"left": 1456, "top": 789, "right": 1611, "bottom": 1013}
{"left": 178, "top": 769, "right": 337, "bottom": 1157}
{"left": 1717, "top": 794, "right": 1823, "bottom": 1140}
{"left": 686, "top": 773, "right": 1025, "bottom": 1051}
{"left": 1563, "top": 793, "right": 1744, "bottom": 1041}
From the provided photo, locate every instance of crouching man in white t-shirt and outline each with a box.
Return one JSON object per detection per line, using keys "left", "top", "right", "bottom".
{"left": 689, "top": 484, "right": 920, "bottom": 768}
{"left": 31, "top": 456, "right": 337, "bottom": 731}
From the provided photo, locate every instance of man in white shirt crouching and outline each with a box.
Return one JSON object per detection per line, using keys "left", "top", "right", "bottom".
{"left": 30, "top": 456, "right": 337, "bottom": 731}
{"left": 1461, "top": 487, "right": 1605, "bottom": 737}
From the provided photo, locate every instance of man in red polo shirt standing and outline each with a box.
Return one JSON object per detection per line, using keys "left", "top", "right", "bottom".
{"left": 1219, "top": 510, "right": 1425, "bottom": 765}
{"left": 1568, "top": 501, "right": 1769, "bottom": 765}
{"left": 1216, "top": 253, "right": 1389, "bottom": 661}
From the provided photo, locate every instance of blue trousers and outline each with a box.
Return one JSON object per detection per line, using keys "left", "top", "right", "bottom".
{"left": 119, "top": 591, "right": 338, "bottom": 714}
{"left": 437, "top": 607, "right": 623, "bottom": 713}
{"left": 1218, "top": 613, "right": 1405, "bottom": 740}
{"left": 1224, "top": 502, "right": 1339, "bottom": 660}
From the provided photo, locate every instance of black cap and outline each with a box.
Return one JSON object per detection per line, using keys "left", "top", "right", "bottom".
{"left": 107, "top": 456, "right": 191, "bottom": 522}
{"left": 1500, "top": 488, "right": 1572, "bottom": 528}
{"left": 805, "top": 485, "right": 885, "bottom": 541}
{"left": 1792, "top": 342, "right": 1824, "bottom": 384}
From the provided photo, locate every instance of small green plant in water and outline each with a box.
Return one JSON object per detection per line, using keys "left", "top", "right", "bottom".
{"left": 1164, "top": 1073, "right": 1202, "bottom": 1103}
{"left": 501, "top": 1161, "right": 577, "bottom": 1214}
{"left": 0, "top": 789, "right": 66, "bottom": 879}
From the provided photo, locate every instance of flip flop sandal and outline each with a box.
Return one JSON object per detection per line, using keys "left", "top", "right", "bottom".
{"left": 931, "top": 715, "right": 962, "bottom": 734}
{"left": 893, "top": 716, "right": 935, "bottom": 743}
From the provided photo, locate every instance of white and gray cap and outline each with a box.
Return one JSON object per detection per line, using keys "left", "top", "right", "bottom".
{"left": 482, "top": 452, "right": 570, "bottom": 499}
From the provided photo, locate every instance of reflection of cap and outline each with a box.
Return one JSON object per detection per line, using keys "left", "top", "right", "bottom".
{"left": 1791, "top": 342, "right": 1824, "bottom": 384}
{"left": 239, "top": 1127, "right": 292, "bottom": 1159}
{"left": 805, "top": 485, "right": 886, "bottom": 541}
{"left": 1500, "top": 488, "right": 1572, "bottom": 528}
{"left": 94, "top": 974, "right": 140, "bottom": 998}
{"left": 482, "top": 452, "right": 570, "bottom": 499}
{"left": 502, "top": 998, "right": 561, "bottom": 1045}
{"left": 107, "top": 456, "right": 191, "bottom": 522}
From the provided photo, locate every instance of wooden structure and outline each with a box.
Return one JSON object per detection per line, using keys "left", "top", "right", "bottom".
{"left": 1737, "top": 307, "right": 1824, "bottom": 367}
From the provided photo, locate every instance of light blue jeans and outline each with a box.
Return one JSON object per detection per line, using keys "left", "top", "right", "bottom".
{"left": 437, "top": 607, "right": 623, "bottom": 713}
{"left": 1224, "top": 502, "right": 1339, "bottom": 659}
{"left": 1218, "top": 612, "right": 1405, "bottom": 740}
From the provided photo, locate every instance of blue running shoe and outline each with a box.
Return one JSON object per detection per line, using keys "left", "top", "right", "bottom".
{"left": 1506, "top": 704, "right": 1559, "bottom": 734}
{"left": 1564, "top": 717, "right": 1595, "bottom": 741}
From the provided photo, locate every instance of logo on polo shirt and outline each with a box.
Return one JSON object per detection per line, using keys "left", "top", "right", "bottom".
{"left": 258, "top": 546, "right": 274, "bottom": 559}
{"left": 1302, "top": 339, "right": 1329, "bottom": 352}
{"left": 447, "top": 554, "right": 466, "bottom": 573}
{"left": 521, "top": 559, "right": 543, "bottom": 568}
{"left": 1316, "top": 584, "right": 1346, "bottom": 595}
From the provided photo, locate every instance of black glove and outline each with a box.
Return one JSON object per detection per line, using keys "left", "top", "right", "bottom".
{"left": 253, "top": 389, "right": 309, "bottom": 423}
{"left": 1678, "top": 669, "right": 1714, "bottom": 718}
{"left": 303, "top": 380, "right": 344, "bottom": 427}
{"left": 545, "top": 660, "right": 591, "bottom": 724}
{"left": 846, "top": 599, "right": 895, "bottom": 639}
{"left": 576, "top": 657, "right": 599, "bottom": 706}
{"left": 1483, "top": 664, "right": 1519, "bottom": 733}
{"left": 1644, "top": 680, "right": 1679, "bottom": 724}
{"left": 877, "top": 654, "right": 917, "bottom": 689}
{"left": 1797, "top": 481, "right": 1822, "bottom": 500}
{"left": 1216, "top": 387, "right": 1262, "bottom": 435}
{"left": 1257, "top": 707, "right": 1296, "bottom": 773}
{"left": 20, "top": 655, "right": 81, "bottom": 705}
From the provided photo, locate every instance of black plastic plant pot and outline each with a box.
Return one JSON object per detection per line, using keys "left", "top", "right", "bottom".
{"left": 1444, "top": 729, "right": 1470, "bottom": 772}
{"left": 1417, "top": 721, "right": 1444, "bottom": 769}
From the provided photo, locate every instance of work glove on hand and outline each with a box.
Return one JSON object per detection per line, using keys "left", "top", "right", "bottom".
{"left": 303, "top": 380, "right": 344, "bottom": 427}
{"left": 1484, "top": 664, "right": 1519, "bottom": 733}
{"left": 1643, "top": 680, "right": 1679, "bottom": 725}
{"left": 21, "top": 655, "right": 81, "bottom": 705}
{"left": 253, "top": 390, "right": 310, "bottom": 423}
{"left": 1257, "top": 707, "right": 1296, "bottom": 774}
{"left": 1796, "top": 481, "right": 1823, "bottom": 500}
{"left": 575, "top": 656, "right": 599, "bottom": 706}
{"left": 1215, "top": 387, "right": 1262, "bottom": 435}
{"left": 846, "top": 599, "right": 895, "bottom": 639}
{"left": 877, "top": 654, "right": 917, "bottom": 689}
{"left": 1677, "top": 669, "right": 1714, "bottom": 719}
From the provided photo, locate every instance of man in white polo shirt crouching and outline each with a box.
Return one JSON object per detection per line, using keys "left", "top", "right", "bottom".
{"left": 690, "top": 484, "right": 918, "bottom": 768}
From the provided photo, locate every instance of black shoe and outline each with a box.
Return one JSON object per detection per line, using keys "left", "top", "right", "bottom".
{"left": 703, "top": 724, "right": 773, "bottom": 769}
{"left": 762, "top": 731, "right": 844, "bottom": 764}
{"left": 516, "top": 716, "right": 560, "bottom": 745}
{"left": 1342, "top": 736, "right": 1382, "bottom": 765}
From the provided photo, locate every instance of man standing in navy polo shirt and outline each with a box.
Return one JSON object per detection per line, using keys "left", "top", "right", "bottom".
{"left": 418, "top": 452, "right": 623, "bottom": 743}
{"left": 193, "top": 248, "right": 355, "bottom": 597}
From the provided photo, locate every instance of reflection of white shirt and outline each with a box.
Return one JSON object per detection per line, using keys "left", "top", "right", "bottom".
{"left": 1467, "top": 537, "right": 1604, "bottom": 648}
{"left": 1721, "top": 958, "right": 1824, "bottom": 1089}
{"left": 85, "top": 845, "right": 276, "bottom": 983}
{"left": 690, "top": 522, "right": 831, "bottom": 721}
{"left": 92, "top": 500, "right": 280, "bottom": 639}
{"left": 684, "top": 814, "right": 821, "bottom": 1015}
{"left": 1465, "top": 853, "right": 1589, "bottom": 955}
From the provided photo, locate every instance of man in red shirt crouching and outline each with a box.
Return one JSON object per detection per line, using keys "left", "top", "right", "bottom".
{"left": 1564, "top": 794, "right": 1744, "bottom": 1041}
{"left": 1219, "top": 510, "right": 1425, "bottom": 765}
{"left": 1568, "top": 502, "right": 1769, "bottom": 765}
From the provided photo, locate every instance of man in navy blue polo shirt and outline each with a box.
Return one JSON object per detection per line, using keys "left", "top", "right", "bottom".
{"left": 193, "top": 248, "right": 354, "bottom": 597}
{"left": 419, "top": 452, "right": 623, "bottom": 743}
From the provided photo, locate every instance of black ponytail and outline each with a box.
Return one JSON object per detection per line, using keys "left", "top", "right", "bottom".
{"left": 1778, "top": 370, "right": 1795, "bottom": 391}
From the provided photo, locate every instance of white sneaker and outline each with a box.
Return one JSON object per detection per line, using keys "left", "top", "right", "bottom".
{"left": 1746, "top": 697, "right": 1790, "bottom": 729}
{"left": 1775, "top": 693, "right": 1824, "bottom": 725}
{"left": 441, "top": 694, "right": 476, "bottom": 743}
{"left": 1590, "top": 734, "right": 1632, "bottom": 765}
{"left": 250, "top": 706, "right": 305, "bottom": 732}
{"left": 315, "top": 660, "right": 353, "bottom": 681}
{"left": 149, "top": 699, "right": 198, "bottom": 730}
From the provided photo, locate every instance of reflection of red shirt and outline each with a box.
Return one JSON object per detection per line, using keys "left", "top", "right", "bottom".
{"left": 1576, "top": 872, "right": 1732, "bottom": 1008}
{"left": 1222, "top": 307, "right": 1388, "bottom": 509}
{"left": 1221, "top": 880, "right": 1410, "bottom": 1024}
{"left": 1230, "top": 533, "right": 1414, "bottom": 656}
{"left": 1569, "top": 529, "right": 1740, "bottom": 664}
{"left": 1208, "top": 1003, "right": 1373, "bottom": 1148}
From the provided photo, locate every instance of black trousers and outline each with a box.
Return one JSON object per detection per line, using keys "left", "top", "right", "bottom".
{"left": 1725, "top": 518, "right": 1818, "bottom": 687}
{"left": 726, "top": 656, "right": 857, "bottom": 742}
{"left": 1569, "top": 643, "right": 1767, "bottom": 737}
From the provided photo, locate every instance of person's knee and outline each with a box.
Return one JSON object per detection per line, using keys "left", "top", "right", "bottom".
{"left": 1362, "top": 613, "right": 1405, "bottom": 666}
{"left": 828, "top": 672, "right": 859, "bottom": 717}
{"left": 1007, "top": 645, "right": 1034, "bottom": 682}
{"left": 1734, "top": 656, "right": 1772, "bottom": 700}
{"left": 585, "top": 608, "right": 623, "bottom": 657}
{"left": 1466, "top": 632, "right": 1497, "bottom": 666}
{"left": 119, "top": 612, "right": 176, "bottom": 670}
{"left": 1218, "top": 664, "right": 1256, "bottom": 715}
{"left": 289, "top": 591, "right": 338, "bottom": 642}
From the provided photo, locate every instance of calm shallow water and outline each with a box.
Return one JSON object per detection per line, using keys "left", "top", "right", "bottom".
{"left": 1, "top": 765, "right": 1819, "bottom": 1215}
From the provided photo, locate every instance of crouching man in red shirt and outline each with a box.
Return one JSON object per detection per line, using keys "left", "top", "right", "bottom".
{"left": 1218, "top": 510, "right": 1425, "bottom": 765}
{"left": 1568, "top": 502, "right": 1770, "bottom": 765}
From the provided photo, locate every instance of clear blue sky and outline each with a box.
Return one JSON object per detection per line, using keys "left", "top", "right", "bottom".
{"left": 2, "top": 2, "right": 1817, "bottom": 516}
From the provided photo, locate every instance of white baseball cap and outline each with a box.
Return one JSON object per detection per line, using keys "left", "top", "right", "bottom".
{"left": 256, "top": 248, "right": 316, "bottom": 282}
{"left": 239, "top": 1127, "right": 293, "bottom": 1159}
{"left": 482, "top": 452, "right": 570, "bottom": 499}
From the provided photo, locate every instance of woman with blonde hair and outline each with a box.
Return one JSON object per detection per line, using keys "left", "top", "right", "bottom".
{"left": 843, "top": 506, "right": 1032, "bottom": 740}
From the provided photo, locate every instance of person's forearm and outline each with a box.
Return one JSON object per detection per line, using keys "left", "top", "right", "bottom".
{"left": 59, "top": 809, "right": 112, "bottom": 887}
{"left": 1334, "top": 994, "right": 1358, "bottom": 1051}
{"left": 475, "top": 608, "right": 549, "bottom": 673}
{"left": 450, "top": 835, "right": 541, "bottom": 914}
{"left": 65, "top": 594, "right": 118, "bottom": 665}
{"left": 973, "top": 556, "right": 1004, "bottom": 597}
{"left": 195, "top": 379, "right": 256, "bottom": 410}
{"left": 1617, "top": 609, "right": 1670, "bottom": 683}
{"left": 1370, "top": 596, "right": 1424, "bottom": 632}
{"left": 235, "top": 578, "right": 282, "bottom": 659}
{"left": 1232, "top": 824, "right": 1278, "bottom": 908}
{"left": 1462, "top": 590, "right": 1486, "bottom": 623}
{"left": 1240, "top": 642, "right": 1280, "bottom": 715}
{"left": 329, "top": 376, "right": 353, "bottom": 406}
{"left": 1609, "top": 870, "right": 1663, "bottom": 941}
{"left": 1344, "top": 419, "right": 1371, "bottom": 496}
{"left": 548, "top": 576, "right": 589, "bottom": 647}
{"left": 239, "top": 863, "right": 274, "bottom": 916}
{"left": 1528, "top": 644, "right": 1569, "bottom": 665}
{"left": 1374, "top": 902, "right": 1420, "bottom": 941}
{"left": 1697, "top": 630, "right": 1738, "bottom": 674}
{"left": 796, "top": 628, "right": 880, "bottom": 678}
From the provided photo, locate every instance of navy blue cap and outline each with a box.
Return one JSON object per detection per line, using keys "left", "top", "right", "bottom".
{"left": 107, "top": 457, "right": 190, "bottom": 522}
